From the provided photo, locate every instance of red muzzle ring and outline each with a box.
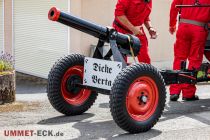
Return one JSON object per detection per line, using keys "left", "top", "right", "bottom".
{"left": 48, "top": 7, "right": 61, "bottom": 21}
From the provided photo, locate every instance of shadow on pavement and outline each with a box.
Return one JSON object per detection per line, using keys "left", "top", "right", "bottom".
{"left": 71, "top": 120, "right": 162, "bottom": 140}
{"left": 161, "top": 98, "right": 210, "bottom": 125}
{"left": 37, "top": 113, "right": 94, "bottom": 125}
{"left": 99, "top": 99, "right": 210, "bottom": 126}
{"left": 38, "top": 111, "right": 161, "bottom": 139}
{"left": 165, "top": 99, "right": 210, "bottom": 114}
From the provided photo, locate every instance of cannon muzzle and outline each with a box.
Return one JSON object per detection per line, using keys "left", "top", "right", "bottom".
{"left": 48, "top": 7, "right": 140, "bottom": 56}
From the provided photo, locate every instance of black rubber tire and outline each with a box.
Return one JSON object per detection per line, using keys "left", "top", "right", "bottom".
{"left": 110, "top": 63, "right": 166, "bottom": 133}
{"left": 47, "top": 54, "right": 98, "bottom": 116}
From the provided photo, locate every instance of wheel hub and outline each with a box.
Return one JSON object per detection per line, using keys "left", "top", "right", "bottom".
{"left": 137, "top": 92, "right": 148, "bottom": 105}
{"left": 66, "top": 75, "right": 82, "bottom": 94}
{"left": 61, "top": 65, "right": 91, "bottom": 106}
{"left": 140, "top": 94, "right": 148, "bottom": 104}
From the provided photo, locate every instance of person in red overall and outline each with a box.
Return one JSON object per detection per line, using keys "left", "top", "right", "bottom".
{"left": 169, "top": 0, "right": 210, "bottom": 101}
{"left": 113, "top": 0, "right": 157, "bottom": 64}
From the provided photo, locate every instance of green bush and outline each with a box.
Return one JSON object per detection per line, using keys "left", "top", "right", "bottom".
{"left": 0, "top": 52, "right": 14, "bottom": 74}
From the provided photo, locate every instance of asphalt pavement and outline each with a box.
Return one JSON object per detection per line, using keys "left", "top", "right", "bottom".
{"left": 0, "top": 80, "right": 210, "bottom": 140}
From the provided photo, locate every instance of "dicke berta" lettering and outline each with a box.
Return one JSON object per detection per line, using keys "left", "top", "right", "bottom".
{"left": 93, "top": 63, "right": 112, "bottom": 73}
{"left": 92, "top": 75, "right": 112, "bottom": 86}
{"left": 92, "top": 63, "right": 113, "bottom": 87}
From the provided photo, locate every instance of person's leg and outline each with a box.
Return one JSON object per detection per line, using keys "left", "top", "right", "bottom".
{"left": 170, "top": 24, "right": 191, "bottom": 101}
{"left": 182, "top": 25, "right": 208, "bottom": 100}
{"left": 137, "top": 35, "right": 151, "bottom": 64}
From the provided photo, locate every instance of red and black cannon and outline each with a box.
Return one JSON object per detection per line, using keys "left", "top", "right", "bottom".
{"left": 47, "top": 7, "right": 166, "bottom": 134}
{"left": 47, "top": 4, "right": 209, "bottom": 134}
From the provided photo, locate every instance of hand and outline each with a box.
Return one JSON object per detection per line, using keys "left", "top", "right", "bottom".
{"left": 169, "top": 26, "right": 176, "bottom": 35}
{"left": 131, "top": 26, "right": 144, "bottom": 36}
{"left": 148, "top": 27, "right": 157, "bottom": 39}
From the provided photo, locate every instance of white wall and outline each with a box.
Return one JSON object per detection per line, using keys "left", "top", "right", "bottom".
{"left": 14, "top": 0, "right": 69, "bottom": 78}
{"left": 149, "top": 0, "right": 175, "bottom": 68}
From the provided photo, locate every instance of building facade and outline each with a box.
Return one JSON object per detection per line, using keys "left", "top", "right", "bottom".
{"left": 0, "top": 0, "right": 175, "bottom": 78}
{"left": 0, "top": 0, "right": 3, "bottom": 53}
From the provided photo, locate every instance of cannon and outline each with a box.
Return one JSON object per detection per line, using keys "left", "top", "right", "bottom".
{"left": 47, "top": 5, "right": 210, "bottom": 134}
{"left": 47, "top": 7, "right": 166, "bottom": 134}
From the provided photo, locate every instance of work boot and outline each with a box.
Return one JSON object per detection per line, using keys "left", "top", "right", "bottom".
{"left": 170, "top": 94, "right": 180, "bottom": 101}
{"left": 182, "top": 95, "right": 199, "bottom": 101}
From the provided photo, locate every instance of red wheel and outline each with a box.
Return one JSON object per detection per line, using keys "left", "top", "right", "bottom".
{"left": 110, "top": 64, "right": 166, "bottom": 133}
{"left": 126, "top": 77, "right": 159, "bottom": 121}
{"left": 47, "top": 54, "right": 98, "bottom": 116}
{"left": 61, "top": 66, "right": 91, "bottom": 106}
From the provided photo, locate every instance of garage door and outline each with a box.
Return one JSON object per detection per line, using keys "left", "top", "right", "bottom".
{"left": 0, "top": 0, "right": 3, "bottom": 53}
{"left": 14, "top": 0, "right": 69, "bottom": 78}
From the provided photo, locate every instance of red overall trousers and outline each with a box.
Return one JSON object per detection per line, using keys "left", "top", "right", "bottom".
{"left": 113, "top": 0, "right": 152, "bottom": 64}
{"left": 170, "top": 0, "right": 210, "bottom": 98}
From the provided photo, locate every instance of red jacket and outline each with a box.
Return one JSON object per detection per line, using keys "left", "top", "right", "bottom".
{"left": 170, "top": 0, "right": 210, "bottom": 27}
{"left": 114, "top": 0, "right": 152, "bottom": 27}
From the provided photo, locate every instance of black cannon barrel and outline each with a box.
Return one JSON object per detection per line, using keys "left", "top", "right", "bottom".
{"left": 48, "top": 7, "right": 140, "bottom": 55}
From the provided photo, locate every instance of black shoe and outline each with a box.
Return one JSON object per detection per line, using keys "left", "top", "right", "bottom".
{"left": 170, "top": 94, "right": 180, "bottom": 101}
{"left": 182, "top": 95, "right": 199, "bottom": 101}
